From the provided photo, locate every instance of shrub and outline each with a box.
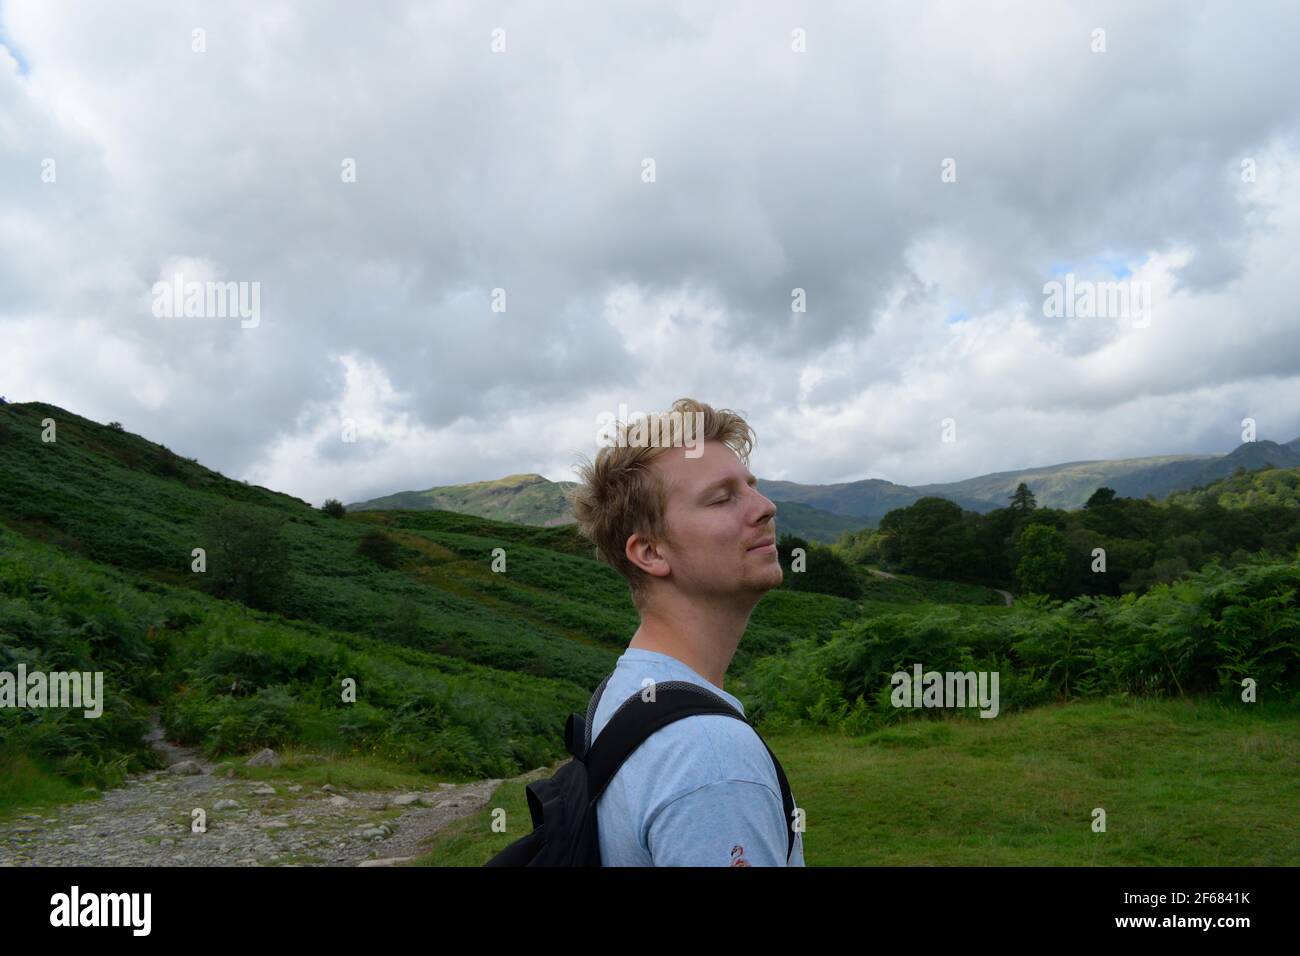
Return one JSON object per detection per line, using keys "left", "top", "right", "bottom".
{"left": 321, "top": 498, "right": 346, "bottom": 518}
{"left": 388, "top": 593, "right": 424, "bottom": 646}
{"left": 357, "top": 529, "right": 401, "bottom": 569}
{"left": 198, "top": 503, "right": 293, "bottom": 611}
{"left": 778, "top": 533, "right": 862, "bottom": 600}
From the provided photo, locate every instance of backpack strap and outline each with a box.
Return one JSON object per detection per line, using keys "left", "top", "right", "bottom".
{"left": 581, "top": 681, "right": 798, "bottom": 863}
{"left": 583, "top": 670, "right": 616, "bottom": 754}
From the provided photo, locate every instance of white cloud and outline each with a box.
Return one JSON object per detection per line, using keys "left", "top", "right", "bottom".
{"left": 2, "top": 0, "right": 1299, "bottom": 505}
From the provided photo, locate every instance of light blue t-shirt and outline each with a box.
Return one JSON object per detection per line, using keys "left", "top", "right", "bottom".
{"left": 588, "top": 648, "right": 806, "bottom": 867}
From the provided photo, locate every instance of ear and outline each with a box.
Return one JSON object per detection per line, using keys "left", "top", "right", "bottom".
{"left": 625, "top": 531, "right": 672, "bottom": 580}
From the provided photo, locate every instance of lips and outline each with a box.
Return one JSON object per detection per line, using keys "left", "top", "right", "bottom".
{"left": 747, "top": 538, "right": 776, "bottom": 553}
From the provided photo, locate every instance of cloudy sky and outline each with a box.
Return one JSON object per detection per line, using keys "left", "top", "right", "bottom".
{"left": 3, "top": 0, "right": 1299, "bottom": 506}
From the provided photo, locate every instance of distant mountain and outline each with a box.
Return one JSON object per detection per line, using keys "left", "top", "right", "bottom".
{"left": 765, "top": 501, "right": 867, "bottom": 544}
{"left": 761, "top": 440, "right": 1300, "bottom": 522}
{"left": 756, "top": 476, "right": 958, "bottom": 521}
{"left": 916, "top": 454, "right": 1217, "bottom": 513}
{"left": 349, "top": 437, "right": 1300, "bottom": 534}
{"left": 758, "top": 462, "right": 1171, "bottom": 524}
{"left": 1097, "top": 442, "right": 1291, "bottom": 502}
{"left": 348, "top": 472, "right": 858, "bottom": 543}
{"left": 348, "top": 473, "right": 578, "bottom": 526}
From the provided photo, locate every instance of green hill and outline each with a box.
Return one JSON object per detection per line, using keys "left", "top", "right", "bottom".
{"left": 348, "top": 473, "right": 578, "bottom": 527}
{"left": 758, "top": 476, "right": 940, "bottom": 525}
{"left": 766, "top": 501, "right": 867, "bottom": 544}
{"left": 0, "top": 400, "right": 860, "bottom": 801}
{"left": 914, "top": 454, "right": 1215, "bottom": 511}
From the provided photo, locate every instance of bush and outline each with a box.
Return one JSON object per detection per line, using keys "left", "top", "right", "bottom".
{"left": 150, "top": 451, "right": 182, "bottom": 479}
{"left": 107, "top": 421, "right": 124, "bottom": 431}
{"left": 357, "top": 529, "right": 401, "bottom": 569}
{"left": 198, "top": 503, "right": 293, "bottom": 611}
{"left": 388, "top": 593, "right": 424, "bottom": 646}
{"left": 778, "top": 534, "right": 862, "bottom": 599}
{"left": 321, "top": 498, "right": 346, "bottom": 518}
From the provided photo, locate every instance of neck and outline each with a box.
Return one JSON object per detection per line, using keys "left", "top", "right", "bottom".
{"left": 626, "top": 589, "right": 759, "bottom": 690}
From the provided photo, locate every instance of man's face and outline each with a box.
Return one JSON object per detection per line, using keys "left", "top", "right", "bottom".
{"left": 642, "top": 440, "right": 783, "bottom": 599}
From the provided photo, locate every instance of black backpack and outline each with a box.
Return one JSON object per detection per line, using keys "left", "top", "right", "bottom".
{"left": 484, "top": 673, "right": 798, "bottom": 866}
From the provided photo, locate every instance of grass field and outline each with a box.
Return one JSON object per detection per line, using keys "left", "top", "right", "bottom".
{"left": 410, "top": 698, "right": 1300, "bottom": 866}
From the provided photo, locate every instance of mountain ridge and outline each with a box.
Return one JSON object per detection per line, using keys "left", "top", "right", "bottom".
{"left": 348, "top": 438, "right": 1300, "bottom": 537}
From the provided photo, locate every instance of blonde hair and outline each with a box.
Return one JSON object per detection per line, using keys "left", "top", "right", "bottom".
{"left": 567, "top": 398, "right": 756, "bottom": 607}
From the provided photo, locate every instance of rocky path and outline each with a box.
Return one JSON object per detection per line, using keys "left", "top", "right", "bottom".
{"left": 0, "top": 714, "right": 507, "bottom": 867}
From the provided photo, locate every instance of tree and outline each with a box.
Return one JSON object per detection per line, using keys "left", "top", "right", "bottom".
{"left": 1009, "top": 482, "right": 1037, "bottom": 512}
{"left": 1013, "top": 523, "right": 1069, "bottom": 597}
{"left": 971, "top": 507, "right": 1018, "bottom": 584}
{"left": 200, "top": 503, "right": 293, "bottom": 611}
{"left": 1084, "top": 487, "right": 1118, "bottom": 509}
{"left": 321, "top": 498, "right": 346, "bottom": 518}
{"left": 834, "top": 527, "right": 880, "bottom": 566}
{"left": 1124, "top": 556, "right": 1191, "bottom": 592}
{"left": 878, "top": 497, "right": 975, "bottom": 579}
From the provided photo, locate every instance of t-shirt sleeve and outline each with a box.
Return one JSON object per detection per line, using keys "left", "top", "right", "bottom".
{"left": 646, "top": 778, "right": 791, "bottom": 867}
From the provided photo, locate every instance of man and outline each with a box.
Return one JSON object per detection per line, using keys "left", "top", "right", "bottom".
{"left": 568, "top": 398, "right": 805, "bottom": 866}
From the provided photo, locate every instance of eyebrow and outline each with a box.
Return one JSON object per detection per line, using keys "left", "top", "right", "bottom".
{"left": 697, "top": 473, "right": 758, "bottom": 499}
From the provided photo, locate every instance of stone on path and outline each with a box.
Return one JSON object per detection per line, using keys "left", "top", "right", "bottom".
{"left": 245, "top": 748, "right": 280, "bottom": 768}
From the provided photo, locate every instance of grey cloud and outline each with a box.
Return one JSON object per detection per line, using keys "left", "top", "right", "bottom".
{"left": 2, "top": 0, "right": 1299, "bottom": 500}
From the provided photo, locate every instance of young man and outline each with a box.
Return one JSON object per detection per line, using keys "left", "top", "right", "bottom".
{"left": 568, "top": 398, "right": 805, "bottom": 866}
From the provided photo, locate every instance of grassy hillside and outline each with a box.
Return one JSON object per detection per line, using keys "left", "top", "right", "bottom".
{"left": 0, "top": 524, "right": 585, "bottom": 789}
{"left": 0, "top": 400, "right": 864, "bottom": 810}
{"left": 348, "top": 473, "right": 579, "bottom": 527}
{"left": 0, "top": 401, "right": 858, "bottom": 676}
